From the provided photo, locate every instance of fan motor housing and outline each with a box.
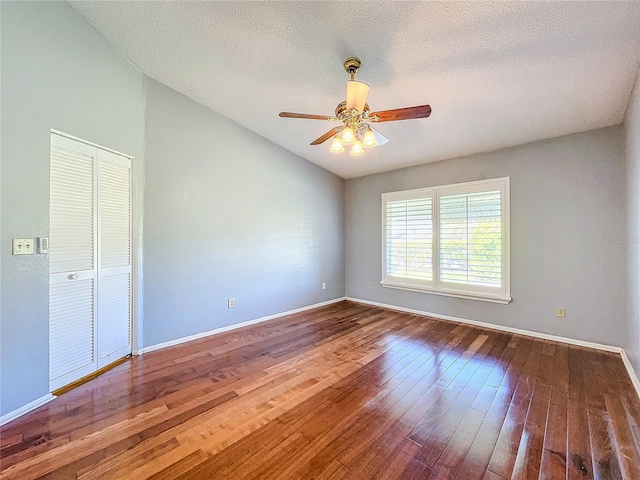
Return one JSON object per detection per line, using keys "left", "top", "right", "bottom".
{"left": 335, "top": 101, "right": 370, "bottom": 117}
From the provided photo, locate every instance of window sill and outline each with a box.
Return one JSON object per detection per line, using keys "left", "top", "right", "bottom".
{"left": 380, "top": 282, "right": 512, "bottom": 304}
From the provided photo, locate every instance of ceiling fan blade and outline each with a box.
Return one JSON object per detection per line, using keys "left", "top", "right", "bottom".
{"left": 370, "top": 105, "right": 431, "bottom": 122}
{"left": 346, "top": 81, "right": 370, "bottom": 113}
{"left": 310, "top": 127, "right": 340, "bottom": 145}
{"left": 370, "top": 126, "right": 389, "bottom": 146}
{"left": 279, "top": 112, "right": 332, "bottom": 120}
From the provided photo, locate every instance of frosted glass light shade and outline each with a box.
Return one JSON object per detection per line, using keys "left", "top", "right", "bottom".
{"left": 350, "top": 140, "right": 365, "bottom": 156}
{"left": 341, "top": 126, "right": 355, "bottom": 145}
{"left": 329, "top": 136, "right": 344, "bottom": 153}
{"left": 362, "top": 128, "right": 378, "bottom": 148}
{"left": 346, "top": 81, "right": 370, "bottom": 113}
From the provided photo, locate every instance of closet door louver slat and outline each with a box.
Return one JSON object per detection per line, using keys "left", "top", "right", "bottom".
{"left": 50, "top": 147, "right": 94, "bottom": 274}
{"left": 49, "top": 280, "right": 95, "bottom": 383}
{"left": 99, "top": 161, "right": 131, "bottom": 269}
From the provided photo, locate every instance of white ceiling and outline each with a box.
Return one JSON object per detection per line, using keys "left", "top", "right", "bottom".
{"left": 69, "top": 1, "right": 640, "bottom": 179}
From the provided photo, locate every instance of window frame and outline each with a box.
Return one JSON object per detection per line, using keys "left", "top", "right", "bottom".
{"left": 381, "top": 177, "right": 511, "bottom": 304}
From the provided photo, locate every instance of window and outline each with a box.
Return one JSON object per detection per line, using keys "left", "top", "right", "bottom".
{"left": 382, "top": 177, "right": 510, "bottom": 303}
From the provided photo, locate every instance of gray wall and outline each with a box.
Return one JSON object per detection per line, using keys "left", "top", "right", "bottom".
{"left": 0, "top": 1, "right": 145, "bottom": 416}
{"left": 625, "top": 68, "right": 640, "bottom": 374}
{"left": 0, "top": 1, "right": 343, "bottom": 418}
{"left": 346, "top": 127, "right": 628, "bottom": 347}
{"left": 142, "top": 79, "right": 344, "bottom": 348}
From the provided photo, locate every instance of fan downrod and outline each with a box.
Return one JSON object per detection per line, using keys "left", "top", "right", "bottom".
{"left": 343, "top": 57, "right": 361, "bottom": 79}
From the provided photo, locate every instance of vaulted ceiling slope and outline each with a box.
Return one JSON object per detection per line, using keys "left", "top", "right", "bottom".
{"left": 69, "top": 1, "right": 640, "bottom": 179}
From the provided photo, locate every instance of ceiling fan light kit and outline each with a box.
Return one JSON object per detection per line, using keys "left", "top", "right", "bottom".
{"left": 362, "top": 127, "right": 378, "bottom": 148}
{"left": 350, "top": 140, "right": 365, "bottom": 156}
{"left": 340, "top": 125, "right": 355, "bottom": 145}
{"left": 330, "top": 135, "right": 344, "bottom": 153}
{"left": 279, "top": 57, "right": 431, "bottom": 157}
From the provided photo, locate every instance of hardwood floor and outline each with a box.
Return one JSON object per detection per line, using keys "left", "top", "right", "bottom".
{"left": 2, "top": 300, "right": 640, "bottom": 479}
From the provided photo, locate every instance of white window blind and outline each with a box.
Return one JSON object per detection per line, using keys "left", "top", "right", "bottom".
{"left": 385, "top": 197, "right": 433, "bottom": 283}
{"left": 382, "top": 178, "right": 510, "bottom": 304}
{"left": 439, "top": 190, "right": 502, "bottom": 287}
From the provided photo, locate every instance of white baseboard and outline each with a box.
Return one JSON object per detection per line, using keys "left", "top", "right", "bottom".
{"left": 620, "top": 350, "right": 640, "bottom": 400}
{"left": 0, "top": 393, "right": 56, "bottom": 427}
{"left": 346, "top": 297, "right": 623, "bottom": 353}
{"left": 139, "top": 297, "right": 347, "bottom": 354}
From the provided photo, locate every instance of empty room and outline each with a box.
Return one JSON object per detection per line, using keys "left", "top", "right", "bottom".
{"left": 2, "top": 1, "right": 640, "bottom": 479}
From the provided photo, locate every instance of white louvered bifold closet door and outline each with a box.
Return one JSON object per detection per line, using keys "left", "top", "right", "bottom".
{"left": 49, "top": 135, "right": 98, "bottom": 391}
{"left": 49, "top": 134, "right": 132, "bottom": 391}
{"left": 96, "top": 150, "right": 132, "bottom": 369}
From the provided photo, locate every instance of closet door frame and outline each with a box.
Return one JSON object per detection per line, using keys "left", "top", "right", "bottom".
{"left": 49, "top": 130, "right": 138, "bottom": 392}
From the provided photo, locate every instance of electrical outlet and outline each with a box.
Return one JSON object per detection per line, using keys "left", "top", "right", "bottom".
{"left": 228, "top": 298, "right": 235, "bottom": 309}
{"left": 322, "top": 283, "right": 326, "bottom": 290}
{"left": 556, "top": 307, "right": 566, "bottom": 318}
{"left": 367, "top": 282, "right": 372, "bottom": 288}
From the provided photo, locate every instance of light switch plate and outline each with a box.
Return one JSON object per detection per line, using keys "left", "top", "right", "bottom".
{"left": 12, "top": 238, "right": 34, "bottom": 255}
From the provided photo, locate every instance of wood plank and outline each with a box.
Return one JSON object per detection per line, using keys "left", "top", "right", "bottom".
{"left": 427, "top": 406, "right": 485, "bottom": 478}
{"left": 538, "top": 397, "right": 568, "bottom": 479}
{"left": 77, "top": 438, "right": 180, "bottom": 479}
{"left": 0, "top": 301, "right": 639, "bottom": 479}
{"left": 567, "top": 399, "right": 594, "bottom": 480}
{"left": 453, "top": 385, "right": 514, "bottom": 479}
{"left": 567, "top": 348, "right": 594, "bottom": 480}
{"left": 605, "top": 394, "right": 640, "bottom": 479}
{"left": 0, "top": 434, "right": 23, "bottom": 449}
{"left": 147, "top": 449, "right": 208, "bottom": 480}
{"left": 485, "top": 340, "right": 544, "bottom": 478}
{"left": 510, "top": 381, "right": 551, "bottom": 479}
{"left": 400, "top": 458, "right": 432, "bottom": 479}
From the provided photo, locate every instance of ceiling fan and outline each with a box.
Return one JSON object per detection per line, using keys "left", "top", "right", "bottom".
{"left": 279, "top": 57, "right": 431, "bottom": 156}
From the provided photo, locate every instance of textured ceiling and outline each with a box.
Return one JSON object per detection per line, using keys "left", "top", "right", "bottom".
{"left": 69, "top": 1, "right": 640, "bottom": 179}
